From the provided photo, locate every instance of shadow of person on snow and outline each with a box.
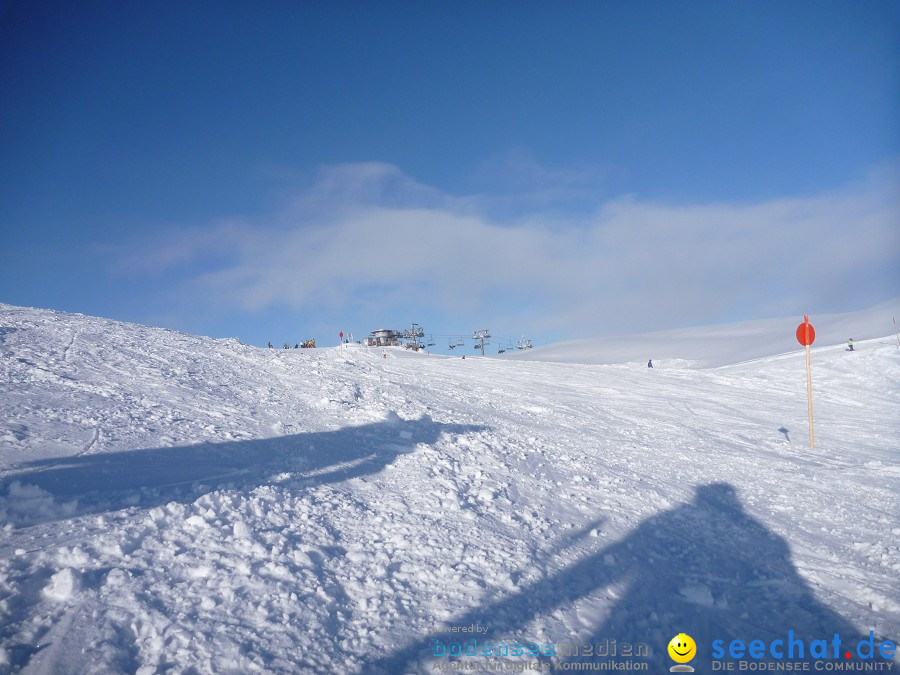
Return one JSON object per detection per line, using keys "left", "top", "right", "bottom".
{"left": 371, "top": 483, "right": 885, "bottom": 673}
{"left": 0, "top": 414, "right": 486, "bottom": 526}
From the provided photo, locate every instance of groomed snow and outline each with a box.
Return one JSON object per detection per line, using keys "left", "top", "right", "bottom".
{"left": 0, "top": 302, "right": 898, "bottom": 673}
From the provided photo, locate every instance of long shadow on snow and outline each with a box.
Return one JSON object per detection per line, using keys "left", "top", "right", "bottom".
{"left": 1, "top": 415, "right": 485, "bottom": 525}
{"left": 372, "top": 483, "right": 883, "bottom": 673}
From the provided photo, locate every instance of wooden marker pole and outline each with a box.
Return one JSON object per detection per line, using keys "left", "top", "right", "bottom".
{"left": 805, "top": 342, "right": 814, "bottom": 448}
{"left": 795, "top": 315, "right": 816, "bottom": 449}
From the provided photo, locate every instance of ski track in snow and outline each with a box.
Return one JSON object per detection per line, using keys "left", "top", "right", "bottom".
{"left": 0, "top": 303, "right": 898, "bottom": 673}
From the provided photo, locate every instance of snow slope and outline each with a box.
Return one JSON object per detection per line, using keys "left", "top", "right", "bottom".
{"left": 0, "top": 303, "right": 898, "bottom": 673}
{"left": 506, "top": 297, "right": 900, "bottom": 368}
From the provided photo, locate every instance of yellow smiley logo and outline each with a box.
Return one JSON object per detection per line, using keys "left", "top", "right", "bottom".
{"left": 668, "top": 633, "right": 696, "bottom": 663}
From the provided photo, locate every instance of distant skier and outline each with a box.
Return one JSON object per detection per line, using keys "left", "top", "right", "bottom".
{"left": 648, "top": 359, "right": 653, "bottom": 368}
{"left": 848, "top": 338, "right": 854, "bottom": 351}
{"left": 268, "top": 342, "right": 273, "bottom": 349}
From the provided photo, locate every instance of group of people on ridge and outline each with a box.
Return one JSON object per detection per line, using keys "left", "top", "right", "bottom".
{"left": 267, "top": 340, "right": 316, "bottom": 349}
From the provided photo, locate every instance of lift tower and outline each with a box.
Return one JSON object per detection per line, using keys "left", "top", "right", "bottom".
{"left": 472, "top": 329, "right": 491, "bottom": 356}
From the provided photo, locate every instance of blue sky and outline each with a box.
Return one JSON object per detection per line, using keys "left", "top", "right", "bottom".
{"left": 1, "top": 1, "right": 898, "bottom": 351}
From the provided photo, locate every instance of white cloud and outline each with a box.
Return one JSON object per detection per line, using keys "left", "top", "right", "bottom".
{"left": 117, "top": 161, "right": 900, "bottom": 336}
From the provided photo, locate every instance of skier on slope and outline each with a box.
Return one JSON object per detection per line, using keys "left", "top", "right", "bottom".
{"left": 848, "top": 338, "right": 854, "bottom": 351}
{"left": 648, "top": 359, "right": 653, "bottom": 368}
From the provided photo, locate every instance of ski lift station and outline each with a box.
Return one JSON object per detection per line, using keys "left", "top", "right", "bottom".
{"left": 364, "top": 324, "right": 427, "bottom": 350}
{"left": 364, "top": 329, "right": 401, "bottom": 347}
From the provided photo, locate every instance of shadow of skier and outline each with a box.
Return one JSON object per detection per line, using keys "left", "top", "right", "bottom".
{"left": 0, "top": 415, "right": 486, "bottom": 526}
{"left": 370, "top": 483, "right": 883, "bottom": 673}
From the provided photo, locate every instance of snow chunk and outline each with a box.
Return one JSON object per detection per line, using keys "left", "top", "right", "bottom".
{"left": 678, "top": 583, "right": 714, "bottom": 606}
{"left": 56, "top": 545, "right": 91, "bottom": 567}
{"left": 43, "top": 568, "right": 81, "bottom": 601}
{"left": 104, "top": 568, "right": 131, "bottom": 588}
{"left": 188, "top": 565, "right": 212, "bottom": 579}
{"left": 0, "top": 481, "right": 78, "bottom": 526}
{"left": 184, "top": 514, "right": 207, "bottom": 529}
